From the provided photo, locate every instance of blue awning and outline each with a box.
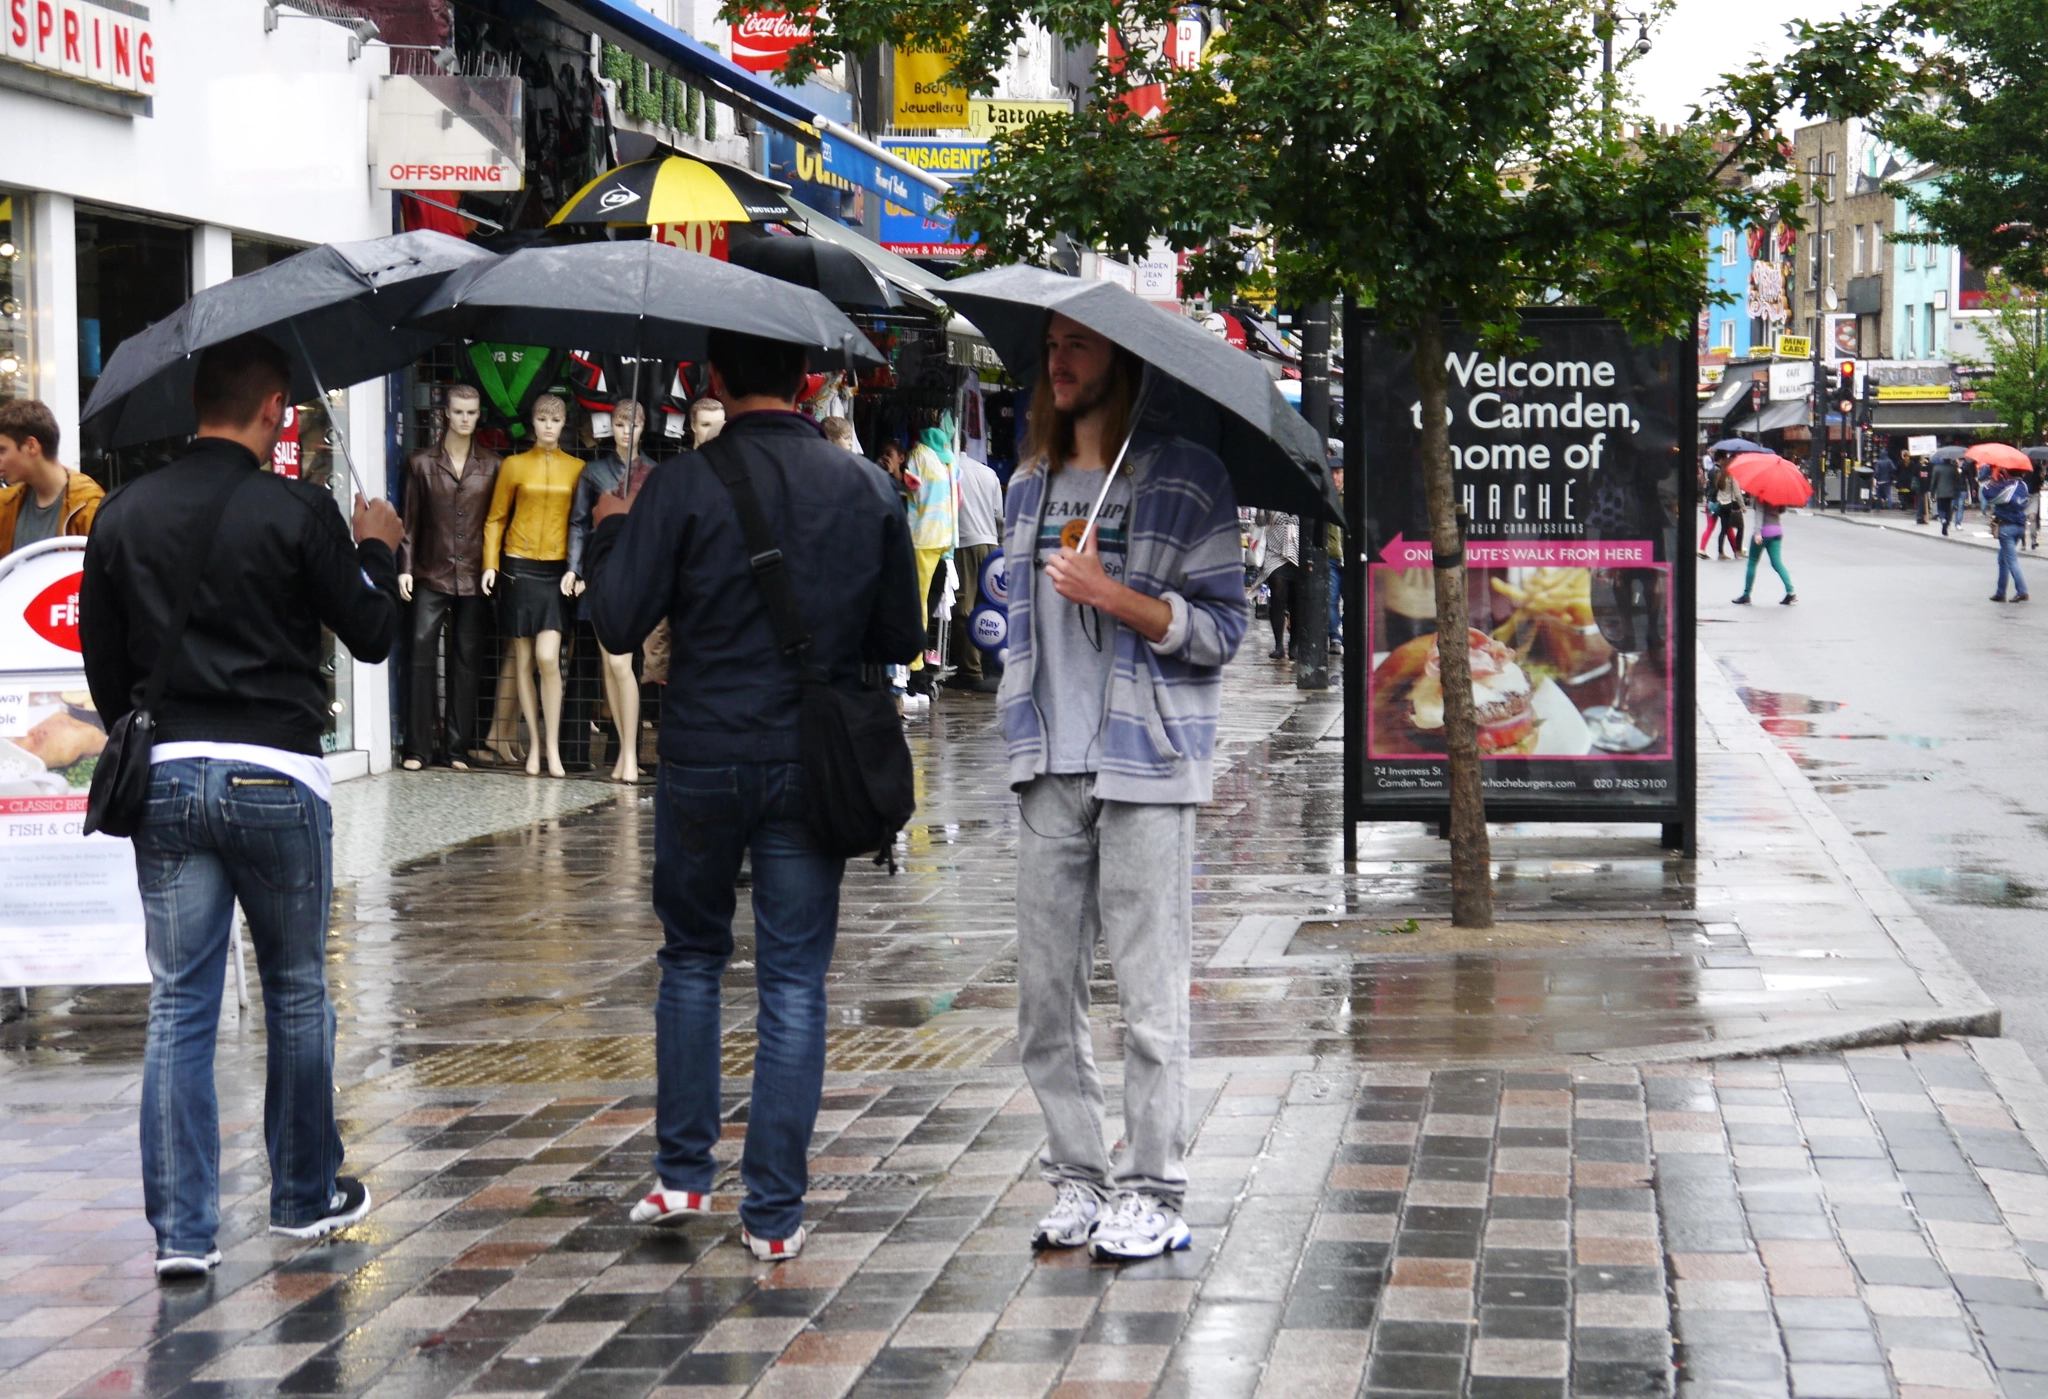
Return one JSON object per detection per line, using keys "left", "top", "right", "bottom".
{"left": 533, "top": 0, "right": 817, "bottom": 128}
{"left": 532, "top": 0, "right": 947, "bottom": 217}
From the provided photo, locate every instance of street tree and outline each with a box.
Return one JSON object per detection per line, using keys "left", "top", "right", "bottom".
{"left": 757, "top": 0, "right": 1894, "bottom": 927}
{"left": 1969, "top": 277, "right": 2048, "bottom": 447}
{"left": 1881, "top": 0, "right": 2048, "bottom": 294}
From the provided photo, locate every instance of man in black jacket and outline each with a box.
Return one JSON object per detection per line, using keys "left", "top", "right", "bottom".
{"left": 583, "top": 328, "right": 922, "bottom": 1263}
{"left": 80, "top": 333, "right": 404, "bottom": 1281}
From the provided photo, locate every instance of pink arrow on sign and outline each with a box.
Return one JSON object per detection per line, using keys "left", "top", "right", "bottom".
{"left": 1378, "top": 533, "right": 1434, "bottom": 567}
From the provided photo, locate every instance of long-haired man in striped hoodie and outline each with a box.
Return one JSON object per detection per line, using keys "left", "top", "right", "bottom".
{"left": 998, "top": 312, "right": 1249, "bottom": 1260}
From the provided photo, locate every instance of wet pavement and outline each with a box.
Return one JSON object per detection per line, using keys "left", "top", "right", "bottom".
{"left": 1699, "top": 511, "right": 2048, "bottom": 1075}
{"left": 0, "top": 644, "right": 2026, "bottom": 1399}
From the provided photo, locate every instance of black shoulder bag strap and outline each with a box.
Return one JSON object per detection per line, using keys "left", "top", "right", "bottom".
{"left": 706, "top": 453, "right": 823, "bottom": 681}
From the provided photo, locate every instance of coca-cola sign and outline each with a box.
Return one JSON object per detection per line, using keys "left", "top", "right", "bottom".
{"left": 732, "top": 9, "right": 812, "bottom": 73}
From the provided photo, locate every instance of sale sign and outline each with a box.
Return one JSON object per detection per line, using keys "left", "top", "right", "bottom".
{"left": 731, "top": 8, "right": 812, "bottom": 73}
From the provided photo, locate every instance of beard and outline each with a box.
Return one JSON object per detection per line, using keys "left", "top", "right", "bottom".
{"left": 1056, "top": 367, "right": 1116, "bottom": 419}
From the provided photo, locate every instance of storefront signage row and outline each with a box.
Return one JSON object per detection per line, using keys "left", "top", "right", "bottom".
{"left": 2, "top": 0, "right": 157, "bottom": 97}
{"left": 879, "top": 138, "right": 985, "bottom": 258}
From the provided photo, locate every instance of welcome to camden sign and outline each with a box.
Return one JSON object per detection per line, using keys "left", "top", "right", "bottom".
{"left": 1343, "top": 309, "right": 1695, "bottom": 825}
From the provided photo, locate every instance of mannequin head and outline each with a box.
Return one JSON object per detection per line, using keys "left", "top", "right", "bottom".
{"left": 613, "top": 400, "right": 646, "bottom": 459}
{"left": 531, "top": 393, "right": 567, "bottom": 450}
{"left": 689, "top": 397, "right": 725, "bottom": 447}
{"left": 445, "top": 384, "right": 481, "bottom": 441}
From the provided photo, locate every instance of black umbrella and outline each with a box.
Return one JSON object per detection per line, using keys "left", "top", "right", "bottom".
{"left": 1712, "top": 437, "right": 1766, "bottom": 454}
{"left": 728, "top": 234, "right": 905, "bottom": 312}
{"left": 407, "top": 239, "right": 883, "bottom": 368}
{"left": 1931, "top": 445, "right": 1971, "bottom": 461}
{"left": 933, "top": 264, "right": 1337, "bottom": 522}
{"left": 81, "top": 232, "right": 495, "bottom": 462}
{"left": 2025, "top": 447, "right": 2048, "bottom": 466}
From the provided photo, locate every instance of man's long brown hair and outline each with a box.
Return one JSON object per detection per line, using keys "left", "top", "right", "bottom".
{"left": 1020, "top": 330, "right": 1143, "bottom": 476}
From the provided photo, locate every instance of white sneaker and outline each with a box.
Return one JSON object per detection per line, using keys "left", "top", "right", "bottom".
{"left": 740, "top": 1223, "right": 806, "bottom": 1261}
{"left": 154, "top": 1250, "right": 222, "bottom": 1281}
{"left": 1032, "top": 1180, "right": 1106, "bottom": 1250}
{"left": 1088, "top": 1190, "right": 1191, "bottom": 1262}
{"left": 629, "top": 1187, "right": 709, "bottom": 1226}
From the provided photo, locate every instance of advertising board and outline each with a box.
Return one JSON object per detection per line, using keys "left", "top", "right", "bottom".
{"left": 0, "top": 538, "right": 144, "bottom": 987}
{"left": 1341, "top": 309, "right": 1695, "bottom": 843}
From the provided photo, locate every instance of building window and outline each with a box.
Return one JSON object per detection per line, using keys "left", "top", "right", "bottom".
{"left": 1852, "top": 225, "right": 1865, "bottom": 274}
{"left": 1824, "top": 230, "right": 1835, "bottom": 292}
{"left": 75, "top": 206, "right": 191, "bottom": 485}
{"left": 1717, "top": 319, "right": 1735, "bottom": 350}
{"left": 1721, "top": 230, "right": 1737, "bottom": 266}
{"left": 1903, "top": 304, "right": 1915, "bottom": 358}
{"left": 0, "top": 192, "right": 28, "bottom": 407}
{"left": 1927, "top": 302, "right": 1938, "bottom": 356}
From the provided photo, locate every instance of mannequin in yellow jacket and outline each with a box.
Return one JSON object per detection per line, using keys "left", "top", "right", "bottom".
{"left": 904, "top": 426, "right": 956, "bottom": 676}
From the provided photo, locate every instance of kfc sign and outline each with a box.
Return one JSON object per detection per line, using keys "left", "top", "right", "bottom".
{"left": 731, "top": 8, "right": 812, "bottom": 73}
{"left": 2, "top": 0, "right": 158, "bottom": 100}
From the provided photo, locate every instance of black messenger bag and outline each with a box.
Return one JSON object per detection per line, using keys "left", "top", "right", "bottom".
{"left": 706, "top": 455, "right": 915, "bottom": 866}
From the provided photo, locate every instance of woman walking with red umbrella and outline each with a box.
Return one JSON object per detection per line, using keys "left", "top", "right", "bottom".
{"left": 1969, "top": 445, "right": 2033, "bottom": 602}
{"left": 1725, "top": 452, "right": 1810, "bottom": 606}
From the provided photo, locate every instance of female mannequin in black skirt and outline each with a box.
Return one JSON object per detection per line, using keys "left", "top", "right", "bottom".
{"left": 482, "top": 394, "right": 585, "bottom": 777}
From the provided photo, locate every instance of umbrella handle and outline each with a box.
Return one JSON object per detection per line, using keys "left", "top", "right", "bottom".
{"left": 287, "top": 320, "right": 366, "bottom": 503}
{"left": 1077, "top": 378, "right": 1151, "bottom": 554}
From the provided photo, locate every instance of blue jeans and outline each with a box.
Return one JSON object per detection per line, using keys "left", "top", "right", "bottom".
{"left": 652, "top": 761, "right": 843, "bottom": 1240}
{"left": 1997, "top": 524, "right": 2028, "bottom": 598}
{"left": 135, "top": 759, "right": 340, "bottom": 1256}
{"left": 1327, "top": 558, "right": 1343, "bottom": 645}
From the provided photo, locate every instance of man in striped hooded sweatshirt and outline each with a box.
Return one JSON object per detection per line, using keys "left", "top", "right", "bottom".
{"left": 999, "top": 313, "right": 1249, "bottom": 1261}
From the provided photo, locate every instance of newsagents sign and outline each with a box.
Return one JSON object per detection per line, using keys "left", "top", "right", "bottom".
{"left": 879, "top": 138, "right": 984, "bottom": 258}
{"left": 2, "top": 0, "right": 157, "bottom": 104}
{"left": 1341, "top": 308, "right": 1696, "bottom": 843}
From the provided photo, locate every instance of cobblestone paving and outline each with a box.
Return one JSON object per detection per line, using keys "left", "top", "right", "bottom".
{"left": 0, "top": 658, "right": 2036, "bottom": 1398}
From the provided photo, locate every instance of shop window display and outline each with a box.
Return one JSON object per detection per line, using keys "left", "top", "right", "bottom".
{"left": 75, "top": 207, "right": 191, "bottom": 487}
{"left": 0, "top": 194, "right": 27, "bottom": 406}
{"left": 273, "top": 391, "right": 355, "bottom": 754}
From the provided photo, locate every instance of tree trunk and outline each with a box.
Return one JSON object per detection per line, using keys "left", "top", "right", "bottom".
{"left": 1413, "top": 314, "right": 1493, "bottom": 928}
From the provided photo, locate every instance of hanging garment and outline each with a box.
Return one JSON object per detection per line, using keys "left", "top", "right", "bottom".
{"left": 464, "top": 343, "right": 565, "bottom": 445}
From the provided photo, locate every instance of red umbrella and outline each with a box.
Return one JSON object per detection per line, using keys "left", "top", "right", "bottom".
{"left": 1966, "top": 442, "right": 2032, "bottom": 476}
{"left": 1725, "top": 452, "right": 1815, "bottom": 508}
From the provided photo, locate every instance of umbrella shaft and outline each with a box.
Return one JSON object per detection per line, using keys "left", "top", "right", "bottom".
{"left": 288, "top": 319, "right": 365, "bottom": 503}
{"left": 1078, "top": 384, "right": 1149, "bottom": 553}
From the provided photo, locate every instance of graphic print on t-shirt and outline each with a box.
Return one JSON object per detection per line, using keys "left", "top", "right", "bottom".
{"left": 1037, "top": 489, "right": 1128, "bottom": 582}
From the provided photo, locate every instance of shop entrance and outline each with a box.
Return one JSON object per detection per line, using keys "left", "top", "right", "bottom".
{"left": 75, "top": 206, "right": 191, "bottom": 488}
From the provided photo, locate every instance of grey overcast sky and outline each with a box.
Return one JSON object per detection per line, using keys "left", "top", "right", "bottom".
{"left": 1620, "top": 0, "right": 1860, "bottom": 128}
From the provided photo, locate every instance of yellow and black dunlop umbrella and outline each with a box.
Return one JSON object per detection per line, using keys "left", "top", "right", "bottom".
{"left": 550, "top": 156, "right": 795, "bottom": 227}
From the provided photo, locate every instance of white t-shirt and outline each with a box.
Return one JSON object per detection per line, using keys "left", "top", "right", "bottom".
{"left": 151, "top": 742, "right": 333, "bottom": 804}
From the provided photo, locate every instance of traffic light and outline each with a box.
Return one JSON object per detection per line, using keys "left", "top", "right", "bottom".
{"left": 1836, "top": 360, "right": 1856, "bottom": 415}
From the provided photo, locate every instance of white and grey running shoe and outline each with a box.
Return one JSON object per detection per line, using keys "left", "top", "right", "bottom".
{"left": 1031, "top": 1180, "right": 1106, "bottom": 1250}
{"left": 154, "top": 1250, "right": 222, "bottom": 1282}
{"left": 1087, "top": 1190, "right": 1191, "bottom": 1262}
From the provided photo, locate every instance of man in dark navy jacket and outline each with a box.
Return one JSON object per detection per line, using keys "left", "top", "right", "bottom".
{"left": 582, "top": 328, "right": 921, "bottom": 1263}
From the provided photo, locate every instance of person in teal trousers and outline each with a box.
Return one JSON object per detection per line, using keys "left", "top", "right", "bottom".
{"left": 1733, "top": 500, "right": 1796, "bottom": 605}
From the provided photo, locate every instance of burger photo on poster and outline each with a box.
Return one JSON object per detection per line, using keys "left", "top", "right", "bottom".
{"left": 1381, "top": 628, "right": 1539, "bottom": 756}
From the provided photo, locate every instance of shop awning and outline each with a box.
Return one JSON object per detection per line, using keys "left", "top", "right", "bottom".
{"left": 1871, "top": 401, "right": 2005, "bottom": 431}
{"left": 533, "top": 0, "right": 949, "bottom": 216}
{"left": 1744, "top": 398, "right": 1813, "bottom": 433}
{"left": 1699, "top": 372, "right": 1758, "bottom": 423}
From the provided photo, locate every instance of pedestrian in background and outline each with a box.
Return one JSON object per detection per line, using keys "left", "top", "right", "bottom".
{"left": 948, "top": 450, "right": 1003, "bottom": 692}
{"left": 1712, "top": 467, "right": 1746, "bottom": 559}
{"left": 1987, "top": 463, "right": 2031, "bottom": 603}
{"left": 1000, "top": 313, "right": 1249, "bottom": 1261}
{"left": 0, "top": 398, "right": 104, "bottom": 554}
{"left": 1327, "top": 462, "right": 1345, "bottom": 654}
{"left": 1874, "top": 450, "right": 1896, "bottom": 509}
{"left": 1733, "top": 499, "right": 1796, "bottom": 606}
{"left": 1256, "top": 510, "right": 1300, "bottom": 659}
{"left": 1931, "top": 454, "right": 1962, "bottom": 535}
{"left": 582, "top": 328, "right": 923, "bottom": 1263}
{"left": 79, "top": 333, "right": 404, "bottom": 1279}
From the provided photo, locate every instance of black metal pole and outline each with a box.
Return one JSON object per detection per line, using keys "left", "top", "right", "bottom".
{"left": 1296, "top": 301, "right": 1333, "bottom": 692}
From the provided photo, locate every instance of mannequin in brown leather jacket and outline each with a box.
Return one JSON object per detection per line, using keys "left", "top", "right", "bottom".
{"left": 398, "top": 385, "right": 502, "bottom": 770}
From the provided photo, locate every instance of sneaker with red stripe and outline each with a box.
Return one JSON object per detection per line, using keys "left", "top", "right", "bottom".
{"left": 740, "top": 1223, "right": 806, "bottom": 1262}
{"left": 629, "top": 1188, "right": 709, "bottom": 1226}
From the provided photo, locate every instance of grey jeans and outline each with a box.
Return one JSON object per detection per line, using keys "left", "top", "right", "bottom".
{"left": 1015, "top": 774, "right": 1194, "bottom": 1206}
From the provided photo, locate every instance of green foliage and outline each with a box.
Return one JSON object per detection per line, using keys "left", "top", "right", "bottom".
{"left": 1969, "top": 277, "right": 2048, "bottom": 445}
{"left": 601, "top": 42, "right": 695, "bottom": 131}
{"left": 1879, "top": 0, "right": 2048, "bottom": 293}
{"left": 757, "top": 0, "right": 1897, "bottom": 345}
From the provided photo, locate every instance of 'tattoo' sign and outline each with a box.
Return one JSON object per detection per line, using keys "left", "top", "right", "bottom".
{"left": 731, "top": 8, "right": 811, "bottom": 72}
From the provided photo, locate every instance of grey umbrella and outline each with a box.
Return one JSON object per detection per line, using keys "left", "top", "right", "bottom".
{"left": 81, "top": 231, "right": 495, "bottom": 458}
{"left": 933, "top": 264, "right": 1338, "bottom": 522}
{"left": 1931, "top": 445, "right": 1971, "bottom": 461}
{"left": 406, "top": 239, "right": 884, "bottom": 368}
{"left": 1711, "top": 437, "right": 1766, "bottom": 454}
